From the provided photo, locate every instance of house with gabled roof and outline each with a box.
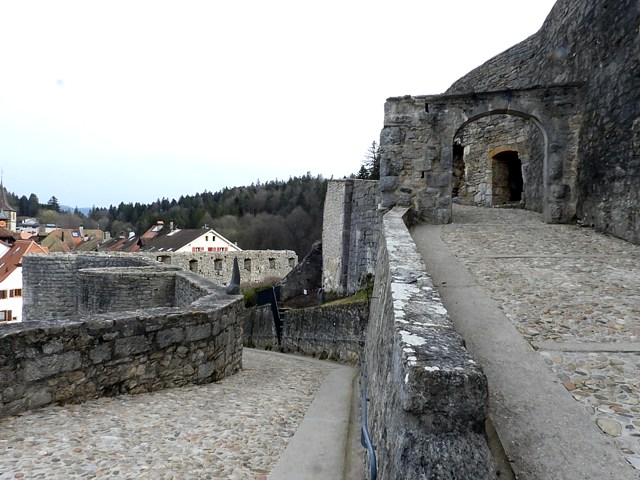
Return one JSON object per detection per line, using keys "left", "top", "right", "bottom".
{"left": 139, "top": 227, "right": 242, "bottom": 253}
{"left": 98, "top": 232, "right": 140, "bottom": 253}
{"left": 0, "top": 239, "right": 48, "bottom": 322}
{"left": 41, "top": 226, "right": 105, "bottom": 253}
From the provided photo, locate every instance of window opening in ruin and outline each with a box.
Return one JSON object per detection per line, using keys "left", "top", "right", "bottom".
{"left": 269, "top": 258, "right": 276, "bottom": 269}
{"left": 214, "top": 259, "right": 223, "bottom": 271}
{"left": 189, "top": 259, "right": 198, "bottom": 272}
{"left": 157, "top": 255, "right": 171, "bottom": 264}
{"left": 452, "top": 143, "right": 465, "bottom": 198}
{"left": 244, "top": 258, "right": 252, "bottom": 271}
{"left": 288, "top": 257, "right": 295, "bottom": 268}
{"left": 492, "top": 150, "right": 523, "bottom": 204}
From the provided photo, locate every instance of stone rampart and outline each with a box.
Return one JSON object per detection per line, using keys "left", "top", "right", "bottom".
{"left": 2, "top": 254, "right": 243, "bottom": 418}
{"left": 322, "top": 179, "right": 380, "bottom": 295}
{"left": 363, "top": 207, "right": 493, "bottom": 479}
{"left": 244, "top": 301, "right": 367, "bottom": 364}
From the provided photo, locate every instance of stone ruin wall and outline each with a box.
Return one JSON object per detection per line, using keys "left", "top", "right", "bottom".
{"left": 322, "top": 179, "right": 381, "bottom": 295}
{"left": 454, "top": 115, "right": 545, "bottom": 212}
{"left": 136, "top": 250, "right": 298, "bottom": 288}
{"left": 447, "top": 0, "right": 640, "bottom": 243}
{"left": 1, "top": 253, "right": 243, "bottom": 417}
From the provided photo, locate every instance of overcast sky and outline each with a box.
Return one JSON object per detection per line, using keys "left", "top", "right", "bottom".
{"left": 0, "top": 0, "right": 557, "bottom": 209}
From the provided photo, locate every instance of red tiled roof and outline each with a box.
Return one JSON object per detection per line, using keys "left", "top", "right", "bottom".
{"left": 0, "top": 240, "right": 48, "bottom": 283}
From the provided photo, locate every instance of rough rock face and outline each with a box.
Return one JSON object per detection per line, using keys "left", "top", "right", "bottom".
{"left": 448, "top": 0, "right": 640, "bottom": 243}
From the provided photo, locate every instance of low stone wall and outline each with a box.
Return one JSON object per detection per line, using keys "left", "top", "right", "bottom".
{"left": 244, "top": 301, "right": 368, "bottom": 364}
{"left": 2, "top": 254, "right": 244, "bottom": 418}
{"left": 364, "top": 207, "right": 494, "bottom": 479}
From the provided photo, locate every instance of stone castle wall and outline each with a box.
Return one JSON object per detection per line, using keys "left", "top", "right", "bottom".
{"left": 364, "top": 207, "right": 493, "bottom": 479}
{"left": 2, "top": 254, "right": 244, "bottom": 417}
{"left": 322, "top": 179, "right": 380, "bottom": 295}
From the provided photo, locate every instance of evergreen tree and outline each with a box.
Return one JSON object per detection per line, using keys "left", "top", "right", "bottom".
{"left": 28, "top": 193, "right": 40, "bottom": 216}
{"left": 47, "top": 196, "right": 61, "bottom": 212}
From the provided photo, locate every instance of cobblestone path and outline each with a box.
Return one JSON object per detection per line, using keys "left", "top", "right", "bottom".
{"left": 441, "top": 205, "right": 640, "bottom": 470}
{"left": 0, "top": 349, "right": 336, "bottom": 479}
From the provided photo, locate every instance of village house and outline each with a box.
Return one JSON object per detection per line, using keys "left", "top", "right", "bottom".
{"left": 139, "top": 225, "right": 242, "bottom": 253}
{"left": 0, "top": 239, "right": 48, "bottom": 322}
{"left": 40, "top": 226, "right": 105, "bottom": 253}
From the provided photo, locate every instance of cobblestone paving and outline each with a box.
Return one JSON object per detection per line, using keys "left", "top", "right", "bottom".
{"left": 0, "top": 349, "right": 335, "bottom": 479}
{"left": 441, "top": 205, "right": 640, "bottom": 470}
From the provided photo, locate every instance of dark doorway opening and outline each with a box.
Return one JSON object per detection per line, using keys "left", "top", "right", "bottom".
{"left": 452, "top": 143, "right": 465, "bottom": 198}
{"left": 492, "top": 150, "right": 523, "bottom": 204}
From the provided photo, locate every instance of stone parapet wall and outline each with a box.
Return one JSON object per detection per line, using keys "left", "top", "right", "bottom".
{"left": 3, "top": 254, "right": 244, "bottom": 418}
{"left": 364, "top": 207, "right": 493, "bottom": 479}
{"left": 244, "top": 301, "right": 368, "bottom": 364}
{"left": 322, "top": 179, "right": 380, "bottom": 295}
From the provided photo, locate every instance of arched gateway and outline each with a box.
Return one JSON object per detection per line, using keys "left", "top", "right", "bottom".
{"left": 379, "top": 84, "right": 583, "bottom": 224}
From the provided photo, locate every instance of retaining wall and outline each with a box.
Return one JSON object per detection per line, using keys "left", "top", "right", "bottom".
{"left": 244, "top": 301, "right": 368, "bottom": 364}
{"left": 364, "top": 207, "right": 494, "bottom": 479}
{"left": 1, "top": 253, "right": 244, "bottom": 418}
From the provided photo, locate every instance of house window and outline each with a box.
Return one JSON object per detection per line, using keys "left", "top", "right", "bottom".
{"left": 269, "top": 258, "right": 276, "bottom": 269}
{"left": 244, "top": 258, "right": 252, "bottom": 271}
{"left": 214, "top": 259, "right": 223, "bottom": 271}
{"left": 0, "top": 310, "right": 11, "bottom": 322}
{"left": 0, "top": 290, "right": 7, "bottom": 299}
{"left": 205, "top": 235, "right": 209, "bottom": 241}
{"left": 9, "top": 289, "right": 22, "bottom": 298}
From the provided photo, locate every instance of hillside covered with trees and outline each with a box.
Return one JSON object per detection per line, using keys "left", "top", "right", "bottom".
{"left": 8, "top": 174, "right": 327, "bottom": 258}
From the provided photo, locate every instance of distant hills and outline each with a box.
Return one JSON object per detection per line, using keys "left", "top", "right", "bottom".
{"left": 60, "top": 205, "right": 92, "bottom": 216}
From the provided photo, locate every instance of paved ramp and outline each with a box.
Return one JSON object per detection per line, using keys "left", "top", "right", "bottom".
{"left": 0, "top": 349, "right": 359, "bottom": 479}
{"left": 412, "top": 205, "right": 640, "bottom": 480}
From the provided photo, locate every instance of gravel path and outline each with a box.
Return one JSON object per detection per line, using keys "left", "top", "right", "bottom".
{"left": 440, "top": 205, "right": 640, "bottom": 470}
{"left": 0, "top": 349, "right": 336, "bottom": 479}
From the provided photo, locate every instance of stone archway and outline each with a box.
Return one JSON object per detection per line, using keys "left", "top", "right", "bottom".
{"left": 380, "top": 84, "right": 582, "bottom": 224}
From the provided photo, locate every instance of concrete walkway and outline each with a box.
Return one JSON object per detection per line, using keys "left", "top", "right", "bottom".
{"left": 0, "top": 349, "right": 360, "bottom": 480}
{"left": 412, "top": 205, "right": 640, "bottom": 480}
